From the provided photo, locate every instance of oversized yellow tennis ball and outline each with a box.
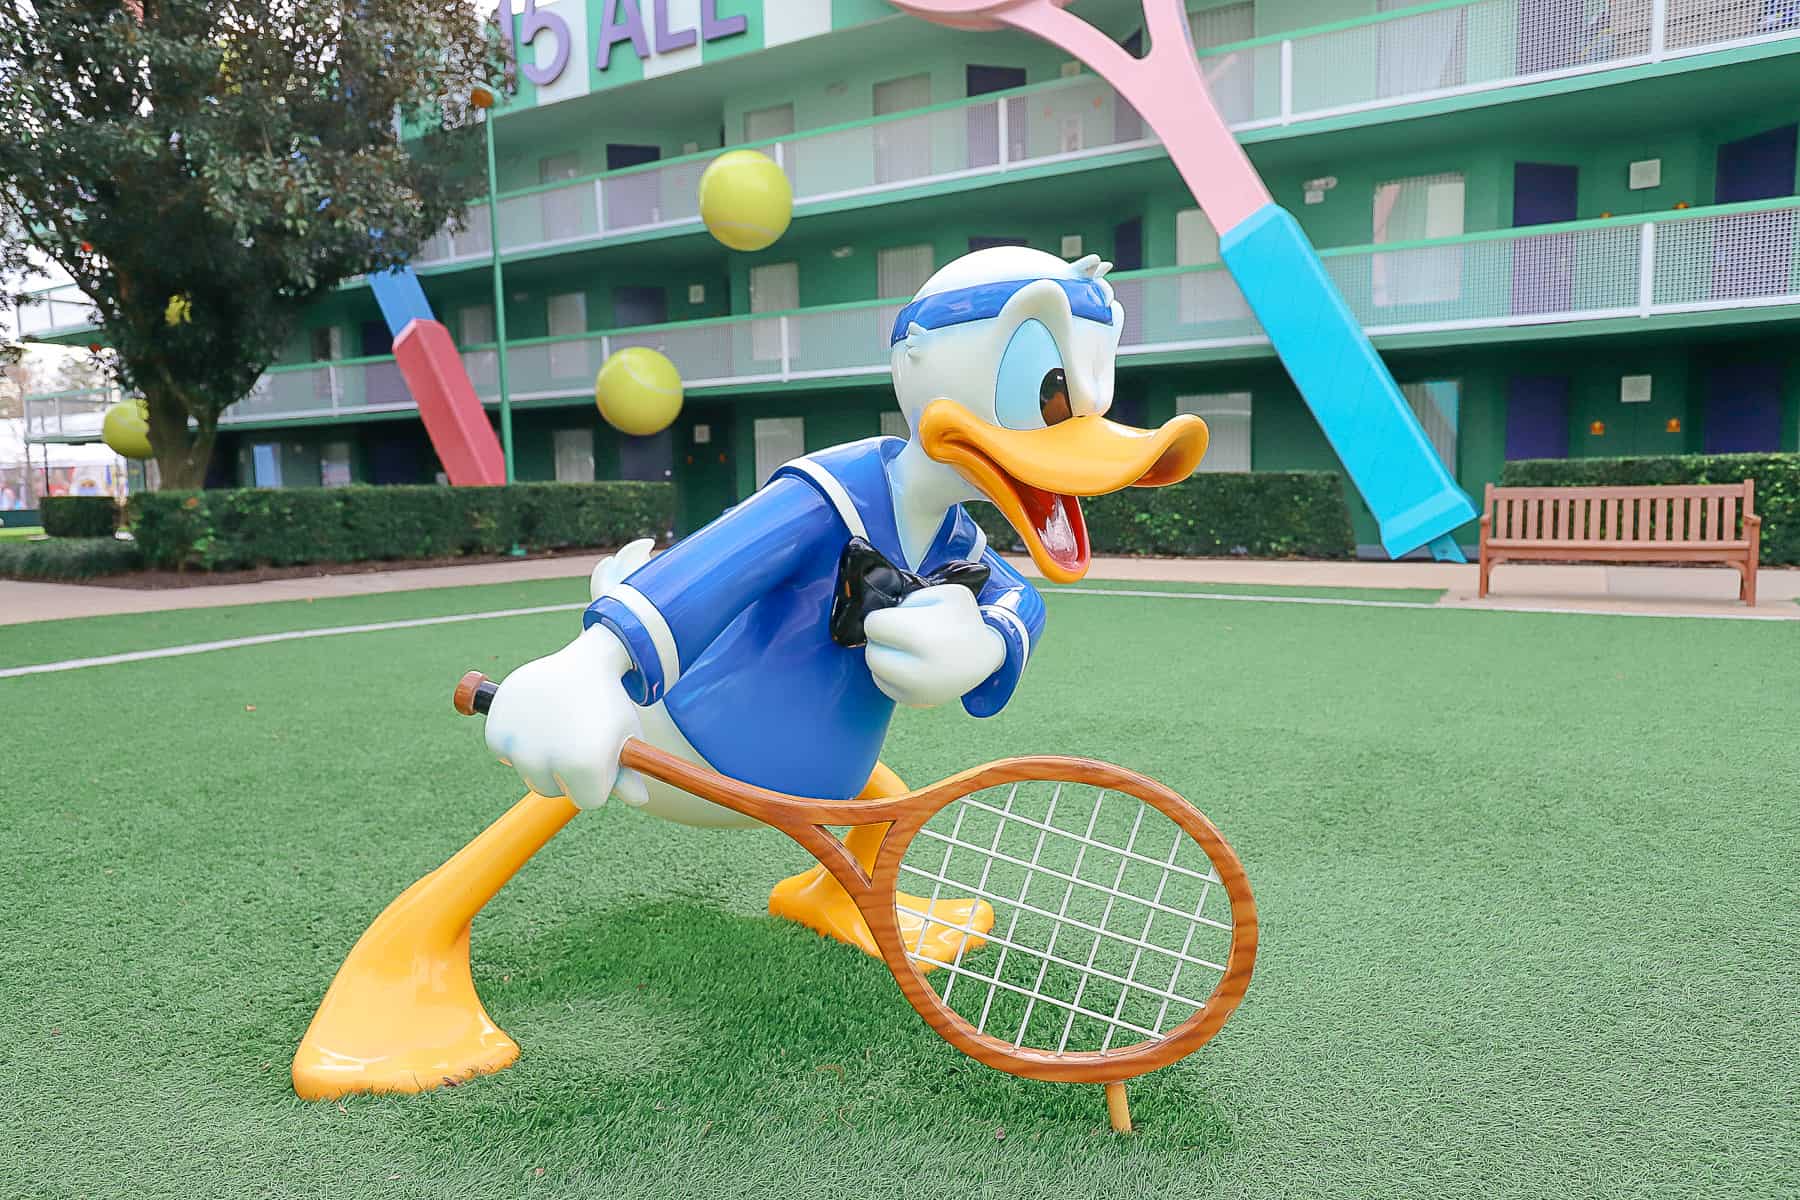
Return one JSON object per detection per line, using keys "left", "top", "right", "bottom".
{"left": 595, "top": 347, "right": 683, "bottom": 437}
{"left": 102, "top": 399, "right": 153, "bottom": 459}
{"left": 698, "top": 149, "right": 793, "bottom": 253}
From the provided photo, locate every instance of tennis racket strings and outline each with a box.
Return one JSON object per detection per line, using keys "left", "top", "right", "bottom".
{"left": 896, "top": 781, "right": 1235, "bottom": 1055}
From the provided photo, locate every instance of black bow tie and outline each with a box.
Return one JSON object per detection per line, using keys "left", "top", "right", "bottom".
{"left": 829, "top": 536, "right": 990, "bottom": 648}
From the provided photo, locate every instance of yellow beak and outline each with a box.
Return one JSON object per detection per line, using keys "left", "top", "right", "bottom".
{"left": 919, "top": 399, "right": 1209, "bottom": 583}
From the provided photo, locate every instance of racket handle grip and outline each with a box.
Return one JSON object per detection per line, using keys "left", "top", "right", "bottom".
{"left": 453, "top": 670, "right": 500, "bottom": 717}
{"left": 454, "top": 670, "right": 667, "bottom": 788}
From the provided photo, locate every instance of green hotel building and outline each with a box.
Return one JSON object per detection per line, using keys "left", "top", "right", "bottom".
{"left": 19, "top": 0, "right": 1800, "bottom": 551}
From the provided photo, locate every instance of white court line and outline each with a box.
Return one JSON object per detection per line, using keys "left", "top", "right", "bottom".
{"left": 1, "top": 586, "right": 1790, "bottom": 680}
{"left": 0, "top": 603, "right": 585, "bottom": 679}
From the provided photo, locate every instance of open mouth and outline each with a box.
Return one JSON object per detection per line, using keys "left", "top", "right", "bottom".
{"left": 919, "top": 401, "right": 1208, "bottom": 584}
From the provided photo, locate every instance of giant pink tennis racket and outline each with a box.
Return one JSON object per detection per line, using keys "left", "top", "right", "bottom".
{"left": 892, "top": 0, "right": 1477, "bottom": 562}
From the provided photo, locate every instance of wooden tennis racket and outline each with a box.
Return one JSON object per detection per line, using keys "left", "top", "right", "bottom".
{"left": 455, "top": 671, "right": 1256, "bottom": 1132}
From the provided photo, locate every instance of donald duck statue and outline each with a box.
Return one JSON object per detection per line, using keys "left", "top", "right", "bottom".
{"left": 292, "top": 246, "right": 1210, "bottom": 1100}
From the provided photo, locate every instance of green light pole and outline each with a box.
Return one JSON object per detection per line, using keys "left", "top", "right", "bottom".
{"left": 472, "top": 84, "right": 514, "bottom": 484}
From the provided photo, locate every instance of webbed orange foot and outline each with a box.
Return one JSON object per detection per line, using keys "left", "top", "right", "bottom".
{"left": 292, "top": 790, "right": 578, "bottom": 1100}
{"left": 767, "top": 859, "right": 994, "bottom": 970}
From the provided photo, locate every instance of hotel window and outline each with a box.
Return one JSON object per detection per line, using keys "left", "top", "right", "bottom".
{"left": 1401, "top": 379, "right": 1461, "bottom": 472}
{"left": 750, "top": 261, "right": 799, "bottom": 362}
{"left": 538, "top": 152, "right": 583, "bottom": 241}
{"left": 539, "top": 153, "right": 579, "bottom": 183}
{"left": 879, "top": 243, "right": 935, "bottom": 299}
{"left": 553, "top": 428, "right": 596, "bottom": 483}
{"left": 1372, "top": 172, "right": 1465, "bottom": 306}
{"left": 878, "top": 243, "right": 935, "bottom": 343}
{"left": 546, "top": 292, "right": 589, "bottom": 380}
{"left": 1176, "top": 207, "right": 1222, "bottom": 324}
{"left": 1176, "top": 392, "right": 1252, "bottom": 472}
{"left": 320, "top": 442, "right": 352, "bottom": 487}
{"left": 874, "top": 73, "right": 933, "bottom": 184}
{"left": 308, "top": 325, "right": 344, "bottom": 361}
{"left": 754, "top": 417, "right": 805, "bottom": 486}
{"left": 250, "top": 443, "right": 282, "bottom": 488}
{"left": 1190, "top": 2, "right": 1255, "bottom": 124}
{"left": 744, "top": 103, "right": 796, "bottom": 143}
{"left": 458, "top": 304, "right": 495, "bottom": 347}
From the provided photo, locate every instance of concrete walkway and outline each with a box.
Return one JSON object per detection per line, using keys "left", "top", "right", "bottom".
{"left": 2, "top": 553, "right": 1796, "bottom": 626}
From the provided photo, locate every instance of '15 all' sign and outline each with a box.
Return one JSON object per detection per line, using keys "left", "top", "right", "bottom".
{"left": 495, "top": 0, "right": 749, "bottom": 87}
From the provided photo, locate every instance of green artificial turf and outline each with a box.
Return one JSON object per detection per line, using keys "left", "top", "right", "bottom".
{"left": 1, "top": 586, "right": 1795, "bottom": 1199}
{"left": 0, "top": 525, "right": 45, "bottom": 541}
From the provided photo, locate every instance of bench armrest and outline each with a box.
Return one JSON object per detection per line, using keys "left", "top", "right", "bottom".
{"left": 1745, "top": 512, "right": 1762, "bottom": 528}
{"left": 1479, "top": 514, "right": 1491, "bottom": 530}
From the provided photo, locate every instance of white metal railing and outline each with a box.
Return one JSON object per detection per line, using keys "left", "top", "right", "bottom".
{"left": 11, "top": 282, "right": 94, "bottom": 338}
{"left": 22, "top": 387, "right": 122, "bottom": 442}
{"left": 404, "top": 0, "right": 1800, "bottom": 267}
{"left": 104, "top": 199, "right": 1789, "bottom": 431}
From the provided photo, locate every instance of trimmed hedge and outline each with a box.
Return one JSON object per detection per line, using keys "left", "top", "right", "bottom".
{"left": 42, "top": 495, "right": 119, "bottom": 538}
{"left": 130, "top": 482, "right": 675, "bottom": 571}
{"left": 1501, "top": 453, "right": 1800, "bottom": 566}
{"left": 971, "top": 471, "right": 1355, "bottom": 560}
{"left": 0, "top": 537, "right": 141, "bottom": 580}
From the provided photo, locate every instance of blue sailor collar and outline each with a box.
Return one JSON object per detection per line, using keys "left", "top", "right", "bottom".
{"left": 772, "top": 436, "right": 988, "bottom": 573}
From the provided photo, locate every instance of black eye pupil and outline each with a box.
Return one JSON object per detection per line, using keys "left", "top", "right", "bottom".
{"left": 1039, "top": 369, "right": 1071, "bottom": 425}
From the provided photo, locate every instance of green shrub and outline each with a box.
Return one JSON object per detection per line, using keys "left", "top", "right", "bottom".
{"left": 971, "top": 471, "right": 1356, "bottom": 561}
{"left": 0, "top": 536, "right": 141, "bottom": 580}
{"left": 1500, "top": 453, "right": 1800, "bottom": 565}
{"left": 41, "top": 495, "right": 118, "bottom": 538}
{"left": 129, "top": 482, "right": 675, "bottom": 571}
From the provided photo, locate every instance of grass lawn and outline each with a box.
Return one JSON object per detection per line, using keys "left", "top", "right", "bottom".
{"left": 1, "top": 578, "right": 1794, "bottom": 1199}
{"left": 0, "top": 524, "right": 45, "bottom": 541}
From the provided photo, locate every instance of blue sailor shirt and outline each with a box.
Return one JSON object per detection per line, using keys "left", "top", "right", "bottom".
{"left": 582, "top": 436, "right": 1046, "bottom": 799}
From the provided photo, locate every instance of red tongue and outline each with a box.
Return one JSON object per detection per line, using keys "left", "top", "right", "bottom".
{"left": 1016, "top": 484, "right": 1088, "bottom": 575}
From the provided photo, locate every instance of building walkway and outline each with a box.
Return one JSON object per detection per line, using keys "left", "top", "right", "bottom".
{"left": 3, "top": 553, "right": 1796, "bottom": 626}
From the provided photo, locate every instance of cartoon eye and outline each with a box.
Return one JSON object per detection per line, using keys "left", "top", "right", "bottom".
{"left": 995, "top": 319, "right": 1069, "bottom": 431}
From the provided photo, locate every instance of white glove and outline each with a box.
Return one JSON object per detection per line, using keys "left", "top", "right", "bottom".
{"left": 590, "top": 538, "right": 656, "bottom": 602}
{"left": 485, "top": 625, "right": 649, "bottom": 810}
{"left": 864, "top": 584, "right": 1006, "bottom": 709}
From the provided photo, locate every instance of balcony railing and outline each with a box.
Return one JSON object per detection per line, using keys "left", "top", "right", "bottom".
{"left": 22, "top": 387, "right": 123, "bottom": 443}
{"left": 71, "top": 197, "right": 1772, "bottom": 431}
{"left": 11, "top": 282, "right": 95, "bottom": 338}
{"left": 405, "top": 0, "right": 1800, "bottom": 268}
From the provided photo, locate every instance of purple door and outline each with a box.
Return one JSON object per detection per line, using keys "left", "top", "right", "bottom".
{"left": 1115, "top": 31, "right": 1145, "bottom": 143}
{"left": 1112, "top": 218, "right": 1144, "bottom": 343}
{"left": 1505, "top": 375, "right": 1571, "bottom": 460}
{"left": 613, "top": 285, "right": 667, "bottom": 328}
{"left": 966, "top": 65, "right": 1027, "bottom": 169}
{"left": 1713, "top": 125, "right": 1798, "bottom": 302}
{"left": 1511, "top": 163, "right": 1579, "bottom": 316}
{"left": 1704, "top": 364, "right": 1784, "bottom": 453}
{"left": 605, "top": 143, "right": 663, "bottom": 230}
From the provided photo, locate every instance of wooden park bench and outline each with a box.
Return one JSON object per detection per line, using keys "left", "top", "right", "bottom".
{"left": 1479, "top": 481, "right": 1761, "bottom": 605}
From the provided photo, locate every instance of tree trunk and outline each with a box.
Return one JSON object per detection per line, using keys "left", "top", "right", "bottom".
{"left": 142, "top": 381, "right": 216, "bottom": 490}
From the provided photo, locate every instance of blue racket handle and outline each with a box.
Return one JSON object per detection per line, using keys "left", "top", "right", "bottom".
{"left": 1220, "top": 204, "right": 1475, "bottom": 561}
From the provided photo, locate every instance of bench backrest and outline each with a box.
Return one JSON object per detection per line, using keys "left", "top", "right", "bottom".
{"left": 1484, "top": 481, "right": 1754, "bottom": 545}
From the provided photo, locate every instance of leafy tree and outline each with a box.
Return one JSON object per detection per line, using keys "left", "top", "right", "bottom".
{"left": 0, "top": 0, "right": 507, "bottom": 487}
